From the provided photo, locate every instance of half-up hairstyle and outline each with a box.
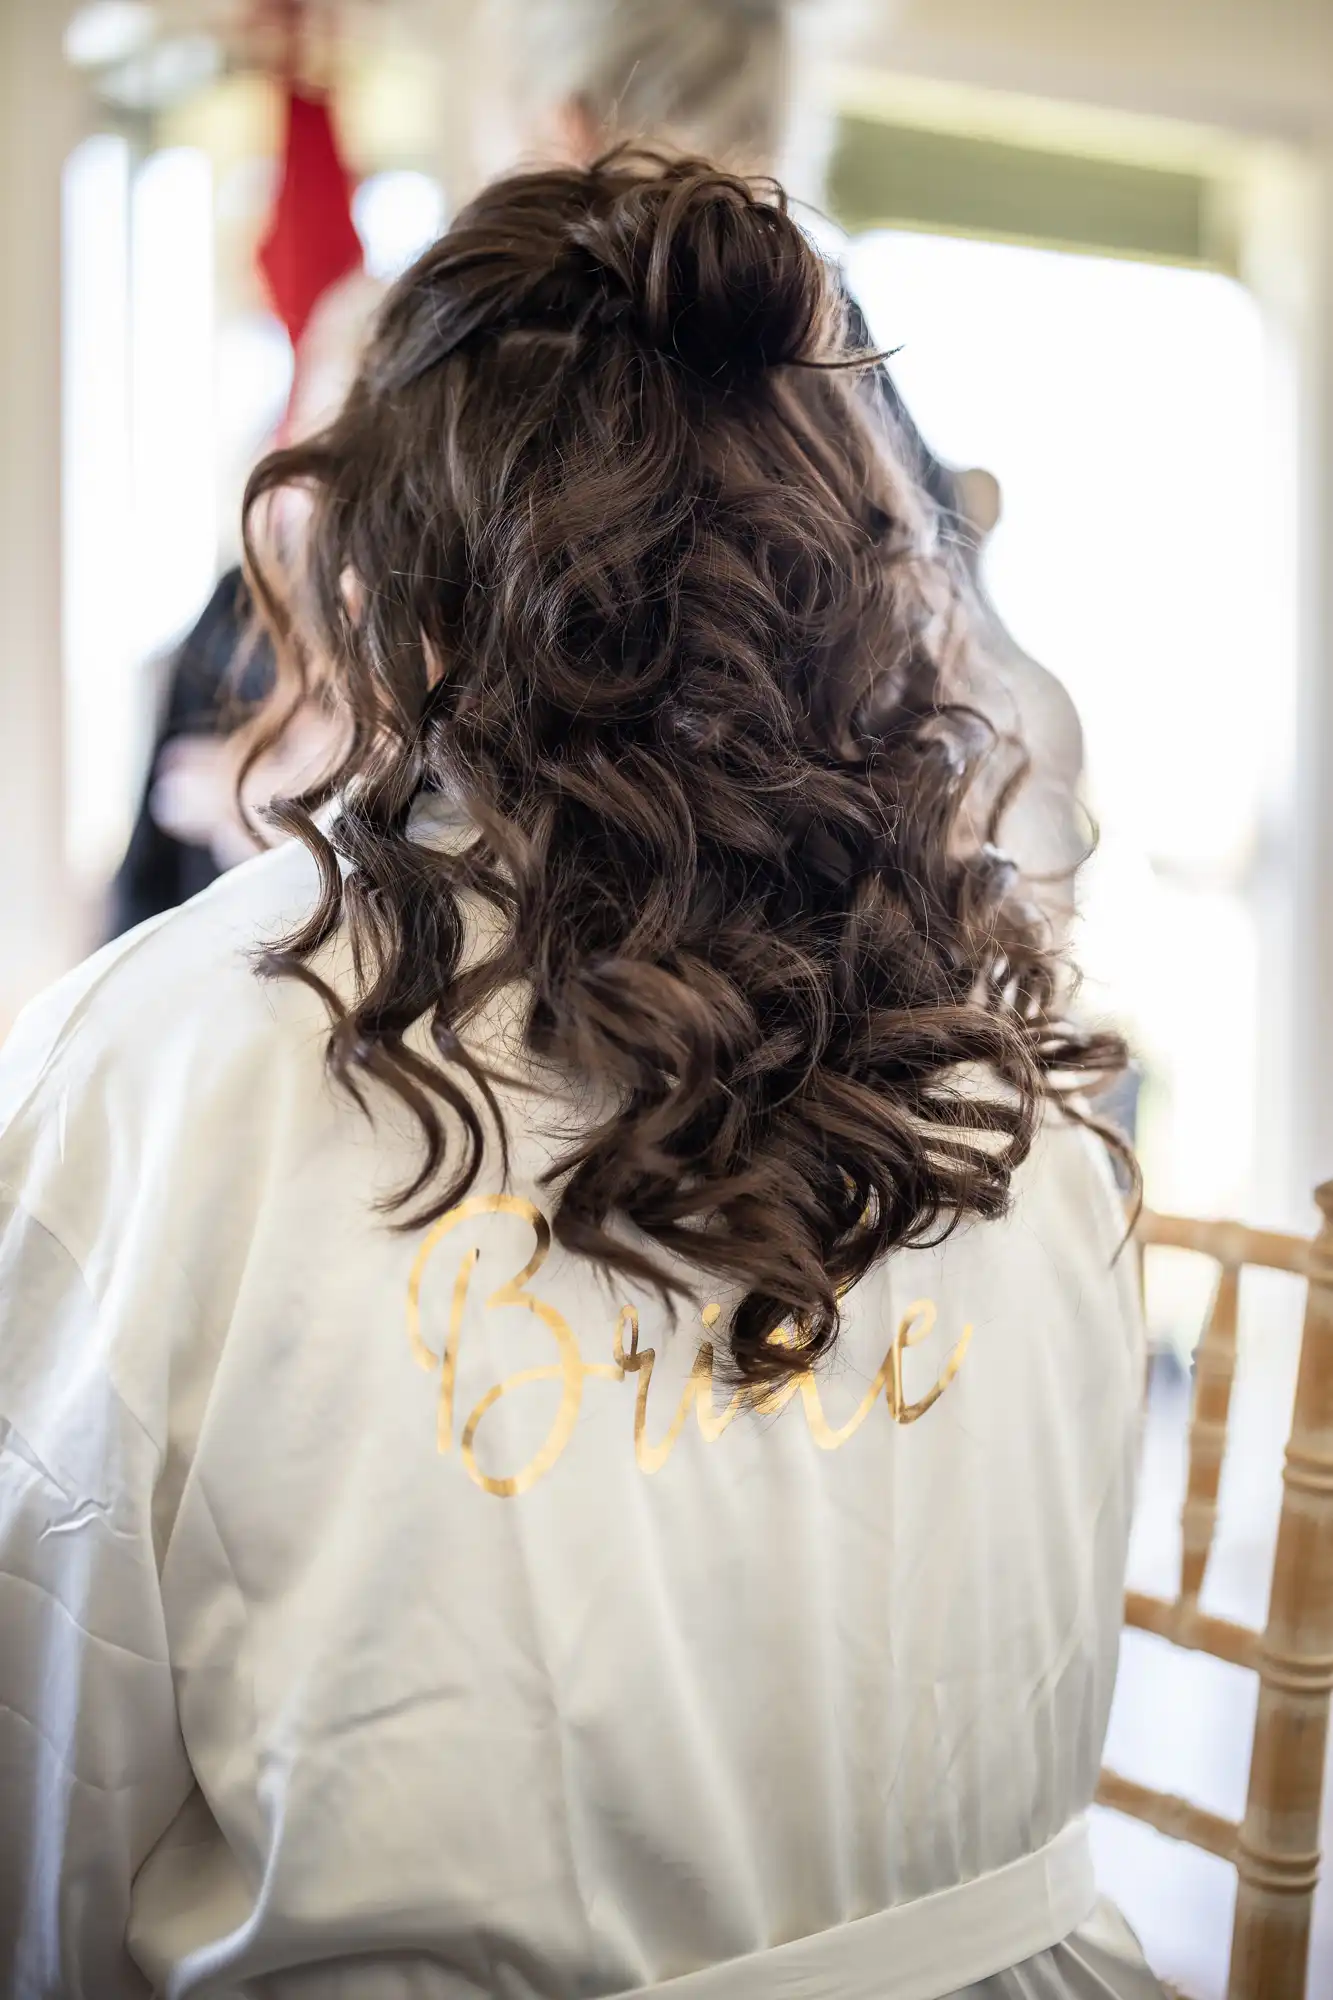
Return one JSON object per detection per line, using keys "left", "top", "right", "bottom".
{"left": 243, "top": 150, "right": 1128, "bottom": 1388}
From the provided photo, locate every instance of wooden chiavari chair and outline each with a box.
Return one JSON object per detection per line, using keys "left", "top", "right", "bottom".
{"left": 1097, "top": 1188, "right": 1333, "bottom": 1998}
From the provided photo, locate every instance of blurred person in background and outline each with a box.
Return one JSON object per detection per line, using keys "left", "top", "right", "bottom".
{"left": 108, "top": 567, "right": 272, "bottom": 929}
{"left": 0, "top": 151, "right": 1158, "bottom": 2000}
{"left": 950, "top": 465, "right": 1086, "bottom": 947}
{"left": 108, "top": 269, "right": 381, "bottom": 935}
{"left": 484, "top": 0, "right": 794, "bottom": 177}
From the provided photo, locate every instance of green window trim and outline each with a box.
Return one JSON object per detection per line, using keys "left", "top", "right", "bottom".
{"left": 828, "top": 115, "right": 1238, "bottom": 273}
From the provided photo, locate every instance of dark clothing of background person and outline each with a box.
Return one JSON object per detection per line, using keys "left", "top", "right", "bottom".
{"left": 109, "top": 569, "right": 275, "bottom": 937}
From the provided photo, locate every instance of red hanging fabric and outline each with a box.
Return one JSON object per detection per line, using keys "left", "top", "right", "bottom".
{"left": 257, "top": 82, "right": 363, "bottom": 353}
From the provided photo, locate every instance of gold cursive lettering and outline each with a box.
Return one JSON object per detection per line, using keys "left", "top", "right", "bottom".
{"left": 407, "top": 1194, "right": 616, "bottom": 1497}
{"left": 409, "top": 1200, "right": 973, "bottom": 1494}
{"left": 892, "top": 1298, "right": 973, "bottom": 1423}
{"left": 798, "top": 1333, "right": 899, "bottom": 1448}
{"left": 611, "top": 1303, "right": 738, "bottom": 1472}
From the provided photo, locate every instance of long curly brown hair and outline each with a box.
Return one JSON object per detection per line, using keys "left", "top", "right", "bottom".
{"left": 242, "top": 151, "right": 1127, "bottom": 1388}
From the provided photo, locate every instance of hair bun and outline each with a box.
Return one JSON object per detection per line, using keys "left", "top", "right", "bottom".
{"left": 575, "top": 157, "right": 828, "bottom": 387}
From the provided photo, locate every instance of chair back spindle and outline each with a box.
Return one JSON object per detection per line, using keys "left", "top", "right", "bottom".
{"left": 1096, "top": 1185, "right": 1333, "bottom": 1999}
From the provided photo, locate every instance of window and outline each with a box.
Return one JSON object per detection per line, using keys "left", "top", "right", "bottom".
{"left": 63, "top": 136, "right": 215, "bottom": 885}
{"left": 845, "top": 229, "right": 1295, "bottom": 1223}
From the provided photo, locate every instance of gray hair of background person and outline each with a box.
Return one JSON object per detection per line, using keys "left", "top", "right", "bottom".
{"left": 504, "top": 0, "right": 793, "bottom": 167}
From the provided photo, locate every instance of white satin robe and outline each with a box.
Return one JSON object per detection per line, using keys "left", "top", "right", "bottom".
{"left": 0, "top": 826, "right": 1162, "bottom": 2000}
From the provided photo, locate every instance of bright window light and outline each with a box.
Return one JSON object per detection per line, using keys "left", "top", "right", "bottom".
{"left": 129, "top": 146, "right": 216, "bottom": 661}
{"left": 63, "top": 141, "right": 217, "bottom": 887}
{"left": 215, "top": 310, "right": 293, "bottom": 456}
{"left": 353, "top": 170, "right": 446, "bottom": 282}
{"left": 845, "top": 230, "right": 1293, "bottom": 1221}
{"left": 64, "top": 2, "right": 153, "bottom": 69}
{"left": 62, "top": 132, "right": 133, "bottom": 886}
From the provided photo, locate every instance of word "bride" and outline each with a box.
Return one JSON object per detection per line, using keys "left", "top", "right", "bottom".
{"left": 407, "top": 1194, "right": 972, "bottom": 1498}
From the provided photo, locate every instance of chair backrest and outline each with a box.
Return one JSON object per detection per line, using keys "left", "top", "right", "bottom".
{"left": 1096, "top": 1185, "right": 1333, "bottom": 2000}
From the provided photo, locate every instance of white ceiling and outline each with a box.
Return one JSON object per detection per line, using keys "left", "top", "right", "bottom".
{"left": 864, "top": 0, "right": 1333, "bottom": 141}
{"left": 66, "top": 0, "right": 1333, "bottom": 149}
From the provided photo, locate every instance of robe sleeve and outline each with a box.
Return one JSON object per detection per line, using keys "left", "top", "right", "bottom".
{"left": 0, "top": 1187, "right": 192, "bottom": 2000}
